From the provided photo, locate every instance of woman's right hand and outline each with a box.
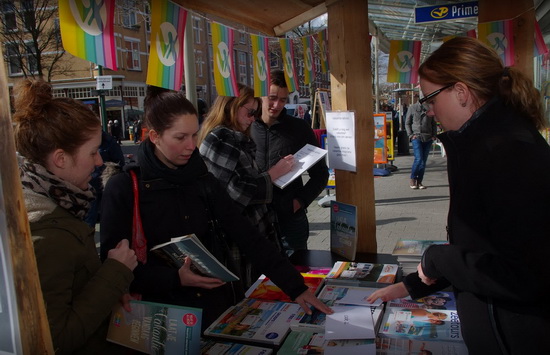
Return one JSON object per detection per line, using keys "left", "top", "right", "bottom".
{"left": 268, "top": 154, "right": 295, "bottom": 181}
{"left": 366, "top": 282, "right": 409, "bottom": 303}
{"left": 178, "top": 257, "right": 226, "bottom": 289}
{"left": 107, "top": 239, "right": 138, "bottom": 271}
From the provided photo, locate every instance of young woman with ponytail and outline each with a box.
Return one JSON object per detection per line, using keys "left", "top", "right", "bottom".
{"left": 369, "top": 37, "right": 550, "bottom": 354}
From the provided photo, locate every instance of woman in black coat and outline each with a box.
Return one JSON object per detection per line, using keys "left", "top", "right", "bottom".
{"left": 100, "top": 86, "right": 332, "bottom": 329}
{"left": 368, "top": 37, "right": 550, "bottom": 354}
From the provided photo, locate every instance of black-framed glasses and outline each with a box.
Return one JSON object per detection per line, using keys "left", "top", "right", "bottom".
{"left": 242, "top": 105, "right": 258, "bottom": 118}
{"left": 419, "top": 83, "right": 454, "bottom": 110}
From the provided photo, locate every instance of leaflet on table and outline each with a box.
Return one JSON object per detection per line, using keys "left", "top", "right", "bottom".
{"left": 107, "top": 300, "right": 201, "bottom": 354}
{"left": 204, "top": 299, "right": 303, "bottom": 346}
{"left": 273, "top": 144, "right": 327, "bottom": 189}
{"left": 318, "top": 284, "right": 383, "bottom": 307}
{"left": 376, "top": 336, "right": 469, "bottom": 355}
{"left": 200, "top": 338, "right": 273, "bottom": 354}
{"left": 278, "top": 331, "right": 376, "bottom": 355}
{"left": 325, "top": 261, "right": 398, "bottom": 287}
{"left": 245, "top": 273, "right": 324, "bottom": 302}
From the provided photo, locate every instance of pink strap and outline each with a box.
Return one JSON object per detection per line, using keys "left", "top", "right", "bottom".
{"left": 130, "top": 170, "right": 147, "bottom": 264}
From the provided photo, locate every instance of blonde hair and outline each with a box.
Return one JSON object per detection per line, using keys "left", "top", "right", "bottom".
{"left": 198, "top": 84, "right": 260, "bottom": 145}
{"left": 419, "top": 37, "right": 545, "bottom": 130}
{"left": 13, "top": 79, "right": 100, "bottom": 166}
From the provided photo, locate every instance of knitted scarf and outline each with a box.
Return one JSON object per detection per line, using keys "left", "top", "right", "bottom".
{"left": 18, "top": 155, "right": 95, "bottom": 220}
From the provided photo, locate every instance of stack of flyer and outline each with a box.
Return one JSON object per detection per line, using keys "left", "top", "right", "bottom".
{"left": 376, "top": 292, "right": 468, "bottom": 354}
{"left": 325, "top": 261, "right": 399, "bottom": 287}
{"left": 391, "top": 240, "right": 447, "bottom": 275}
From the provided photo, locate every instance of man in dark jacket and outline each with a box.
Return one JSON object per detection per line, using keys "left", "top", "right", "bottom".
{"left": 250, "top": 70, "right": 328, "bottom": 253}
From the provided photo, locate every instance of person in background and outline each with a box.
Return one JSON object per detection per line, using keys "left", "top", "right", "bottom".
{"left": 405, "top": 100, "right": 437, "bottom": 189}
{"left": 198, "top": 83, "right": 295, "bottom": 286}
{"left": 134, "top": 119, "right": 142, "bottom": 144}
{"left": 13, "top": 79, "right": 136, "bottom": 354}
{"left": 100, "top": 86, "right": 333, "bottom": 330}
{"left": 85, "top": 130, "right": 125, "bottom": 227}
{"left": 251, "top": 70, "right": 329, "bottom": 254}
{"left": 368, "top": 37, "right": 550, "bottom": 354}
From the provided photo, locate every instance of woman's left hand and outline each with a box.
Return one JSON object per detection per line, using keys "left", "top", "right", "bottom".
{"left": 294, "top": 290, "right": 334, "bottom": 315}
{"left": 417, "top": 263, "right": 437, "bottom": 286}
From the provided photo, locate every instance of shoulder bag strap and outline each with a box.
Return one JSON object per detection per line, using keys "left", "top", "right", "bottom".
{"left": 129, "top": 169, "right": 148, "bottom": 264}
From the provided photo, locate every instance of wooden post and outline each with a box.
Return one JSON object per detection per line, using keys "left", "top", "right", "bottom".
{"left": 0, "top": 49, "right": 54, "bottom": 353}
{"left": 478, "top": 0, "right": 535, "bottom": 80}
{"left": 327, "top": 0, "right": 377, "bottom": 253}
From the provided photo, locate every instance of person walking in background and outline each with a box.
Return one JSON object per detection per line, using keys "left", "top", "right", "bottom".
{"left": 368, "top": 37, "right": 550, "bottom": 354}
{"left": 13, "top": 79, "right": 136, "bottom": 354}
{"left": 100, "top": 86, "right": 332, "bottom": 329}
{"left": 111, "top": 119, "right": 122, "bottom": 144}
{"left": 406, "top": 100, "right": 437, "bottom": 189}
{"left": 251, "top": 70, "right": 328, "bottom": 254}
{"left": 198, "top": 84, "right": 295, "bottom": 286}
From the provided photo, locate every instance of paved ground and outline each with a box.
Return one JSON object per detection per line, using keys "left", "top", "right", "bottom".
{"left": 117, "top": 140, "right": 450, "bottom": 255}
{"left": 305, "top": 148, "right": 450, "bottom": 254}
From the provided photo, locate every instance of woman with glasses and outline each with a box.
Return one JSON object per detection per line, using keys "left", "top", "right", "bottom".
{"left": 369, "top": 37, "right": 550, "bottom": 353}
{"left": 198, "top": 84, "right": 295, "bottom": 286}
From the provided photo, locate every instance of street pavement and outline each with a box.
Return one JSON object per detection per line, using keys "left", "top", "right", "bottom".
{"left": 118, "top": 140, "right": 450, "bottom": 254}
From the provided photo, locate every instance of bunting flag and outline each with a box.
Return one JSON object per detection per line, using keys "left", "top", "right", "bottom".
{"left": 534, "top": 20, "right": 549, "bottom": 57}
{"left": 211, "top": 23, "right": 239, "bottom": 96}
{"left": 146, "top": 0, "right": 187, "bottom": 91}
{"left": 387, "top": 40, "right": 421, "bottom": 84}
{"left": 250, "top": 34, "right": 271, "bottom": 97}
{"left": 302, "top": 36, "right": 316, "bottom": 85}
{"left": 317, "top": 29, "right": 329, "bottom": 73}
{"left": 58, "top": 0, "right": 117, "bottom": 70}
{"left": 279, "top": 38, "right": 299, "bottom": 92}
{"left": 478, "top": 20, "right": 515, "bottom": 66}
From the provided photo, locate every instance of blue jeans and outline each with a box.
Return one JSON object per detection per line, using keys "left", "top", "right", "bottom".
{"left": 410, "top": 139, "right": 433, "bottom": 182}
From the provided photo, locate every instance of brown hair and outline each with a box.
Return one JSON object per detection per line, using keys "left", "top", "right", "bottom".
{"left": 198, "top": 83, "right": 260, "bottom": 144}
{"left": 144, "top": 85, "right": 198, "bottom": 135}
{"left": 270, "top": 69, "right": 287, "bottom": 88}
{"left": 13, "top": 79, "right": 100, "bottom": 166}
{"left": 419, "top": 37, "right": 545, "bottom": 129}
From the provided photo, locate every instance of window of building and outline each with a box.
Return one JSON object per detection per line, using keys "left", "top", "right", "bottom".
{"left": 193, "top": 16, "right": 202, "bottom": 44}
{"left": 21, "top": 0, "right": 35, "bottom": 31}
{"left": 237, "top": 50, "right": 247, "bottom": 84}
{"left": 144, "top": 2, "right": 151, "bottom": 33}
{"left": 25, "top": 41, "right": 38, "bottom": 73}
{"left": 121, "top": 0, "right": 138, "bottom": 28}
{"left": 239, "top": 31, "right": 246, "bottom": 44}
{"left": 5, "top": 43, "right": 21, "bottom": 75}
{"left": 124, "top": 39, "right": 141, "bottom": 70}
{"left": 195, "top": 49, "right": 204, "bottom": 78}
{"left": 2, "top": 2, "right": 17, "bottom": 32}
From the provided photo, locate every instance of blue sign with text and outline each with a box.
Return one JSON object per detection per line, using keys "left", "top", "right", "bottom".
{"left": 415, "top": 1, "right": 478, "bottom": 24}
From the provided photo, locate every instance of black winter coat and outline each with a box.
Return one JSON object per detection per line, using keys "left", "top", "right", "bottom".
{"left": 403, "top": 97, "right": 550, "bottom": 354}
{"left": 250, "top": 108, "right": 328, "bottom": 219}
{"left": 100, "top": 140, "right": 307, "bottom": 329}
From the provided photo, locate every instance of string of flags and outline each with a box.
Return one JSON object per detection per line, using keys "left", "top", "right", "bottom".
{"left": 59, "top": 0, "right": 549, "bottom": 93}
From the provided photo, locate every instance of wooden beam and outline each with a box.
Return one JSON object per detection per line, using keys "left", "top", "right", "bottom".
{"left": 328, "top": 0, "right": 377, "bottom": 254}
{"left": 478, "top": 0, "right": 535, "bottom": 80}
{"left": 0, "top": 48, "right": 54, "bottom": 353}
{"left": 274, "top": 3, "right": 328, "bottom": 36}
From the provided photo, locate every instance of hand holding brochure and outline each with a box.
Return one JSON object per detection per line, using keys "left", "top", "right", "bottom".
{"left": 273, "top": 144, "right": 327, "bottom": 189}
{"left": 150, "top": 234, "right": 239, "bottom": 282}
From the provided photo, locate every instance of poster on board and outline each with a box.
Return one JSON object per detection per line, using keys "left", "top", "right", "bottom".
{"left": 0, "top": 174, "right": 22, "bottom": 355}
{"left": 326, "top": 111, "right": 356, "bottom": 172}
{"left": 373, "top": 113, "right": 388, "bottom": 164}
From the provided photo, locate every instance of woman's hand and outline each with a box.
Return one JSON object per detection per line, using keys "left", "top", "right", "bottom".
{"left": 268, "top": 154, "right": 295, "bottom": 181}
{"left": 178, "top": 257, "right": 226, "bottom": 289}
{"left": 366, "top": 282, "right": 409, "bottom": 303}
{"left": 294, "top": 290, "right": 334, "bottom": 315}
{"left": 107, "top": 239, "right": 138, "bottom": 271}
{"left": 417, "top": 263, "right": 437, "bottom": 286}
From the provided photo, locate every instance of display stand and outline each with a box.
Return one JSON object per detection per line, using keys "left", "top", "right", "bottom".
{"left": 311, "top": 89, "right": 331, "bottom": 129}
